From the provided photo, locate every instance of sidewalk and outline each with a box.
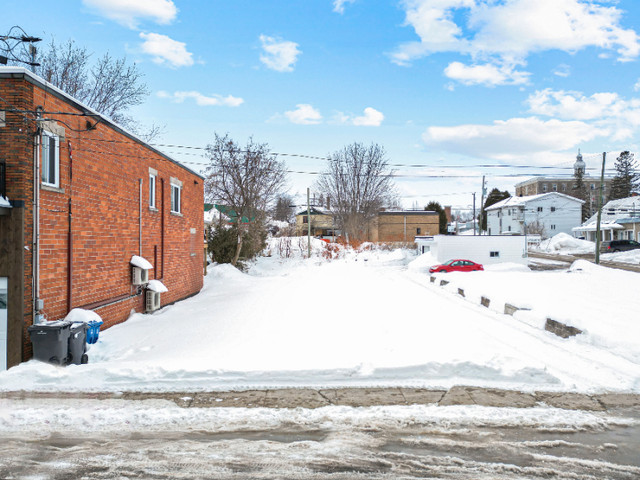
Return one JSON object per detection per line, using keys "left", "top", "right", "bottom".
{"left": 3, "top": 386, "right": 640, "bottom": 410}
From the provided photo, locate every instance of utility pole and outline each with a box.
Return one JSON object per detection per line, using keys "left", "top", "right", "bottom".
{"left": 595, "top": 152, "right": 606, "bottom": 264}
{"left": 472, "top": 193, "right": 476, "bottom": 236}
{"left": 307, "top": 187, "right": 312, "bottom": 259}
{"left": 479, "top": 176, "right": 486, "bottom": 235}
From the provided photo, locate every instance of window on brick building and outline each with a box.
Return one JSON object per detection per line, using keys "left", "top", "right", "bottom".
{"left": 41, "top": 131, "right": 59, "bottom": 187}
{"left": 149, "top": 169, "right": 157, "bottom": 209}
{"left": 171, "top": 183, "right": 181, "bottom": 213}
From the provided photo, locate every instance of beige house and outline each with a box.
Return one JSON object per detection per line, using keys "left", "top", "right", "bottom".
{"left": 295, "top": 207, "right": 338, "bottom": 238}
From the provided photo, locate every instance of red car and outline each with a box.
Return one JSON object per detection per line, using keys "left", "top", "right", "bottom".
{"left": 429, "top": 259, "right": 484, "bottom": 273}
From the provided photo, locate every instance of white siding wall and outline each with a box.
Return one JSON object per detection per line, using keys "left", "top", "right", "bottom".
{"left": 487, "top": 194, "right": 583, "bottom": 238}
{"left": 429, "top": 235, "right": 527, "bottom": 265}
{"left": 525, "top": 196, "right": 582, "bottom": 237}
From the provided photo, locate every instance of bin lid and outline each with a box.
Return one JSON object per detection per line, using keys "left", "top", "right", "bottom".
{"left": 27, "top": 320, "right": 72, "bottom": 331}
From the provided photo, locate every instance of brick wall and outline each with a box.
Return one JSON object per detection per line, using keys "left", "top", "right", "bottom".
{"left": 377, "top": 212, "right": 439, "bottom": 242}
{"left": 2, "top": 73, "right": 204, "bottom": 361}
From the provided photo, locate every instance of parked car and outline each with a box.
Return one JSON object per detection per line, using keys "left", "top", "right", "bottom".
{"left": 601, "top": 240, "right": 640, "bottom": 253}
{"left": 429, "top": 259, "right": 484, "bottom": 273}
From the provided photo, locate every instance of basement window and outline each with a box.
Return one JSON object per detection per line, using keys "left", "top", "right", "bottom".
{"left": 41, "top": 131, "right": 60, "bottom": 187}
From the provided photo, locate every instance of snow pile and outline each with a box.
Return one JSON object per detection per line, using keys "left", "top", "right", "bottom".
{"left": 601, "top": 249, "right": 640, "bottom": 264}
{"left": 536, "top": 233, "right": 595, "bottom": 255}
{"left": 64, "top": 308, "right": 102, "bottom": 324}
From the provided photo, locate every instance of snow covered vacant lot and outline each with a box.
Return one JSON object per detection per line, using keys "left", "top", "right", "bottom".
{"left": 2, "top": 240, "right": 638, "bottom": 394}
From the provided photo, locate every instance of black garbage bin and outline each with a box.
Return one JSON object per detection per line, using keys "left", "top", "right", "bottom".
{"left": 68, "top": 322, "right": 89, "bottom": 365}
{"left": 27, "top": 321, "right": 72, "bottom": 365}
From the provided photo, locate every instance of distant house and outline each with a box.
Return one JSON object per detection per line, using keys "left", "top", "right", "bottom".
{"left": 486, "top": 192, "right": 584, "bottom": 238}
{"left": 0, "top": 67, "right": 204, "bottom": 369}
{"left": 295, "top": 207, "right": 338, "bottom": 238}
{"left": 515, "top": 151, "right": 612, "bottom": 217}
{"left": 572, "top": 196, "right": 640, "bottom": 242}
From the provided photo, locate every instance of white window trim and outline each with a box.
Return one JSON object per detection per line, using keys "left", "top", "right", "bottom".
{"left": 170, "top": 182, "right": 181, "bottom": 214}
{"left": 41, "top": 131, "right": 60, "bottom": 188}
{"left": 149, "top": 173, "right": 157, "bottom": 209}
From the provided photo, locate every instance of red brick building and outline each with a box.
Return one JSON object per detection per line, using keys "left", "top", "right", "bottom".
{"left": 0, "top": 67, "right": 204, "bottom": 369}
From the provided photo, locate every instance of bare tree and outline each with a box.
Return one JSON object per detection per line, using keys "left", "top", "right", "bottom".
{"left": 272, "top": 194, "right": 295, "bottom": 223}
{"left": 12, "top": 38, "right": 160, "bottom": 140}
{"left": 316, "top": 142, "right": 397, "bottom": 242}
{"left": 525, "top": 219, "right": 546, "bottom": 238}
{"left": 204, "top": 134, "right": 287, "bottom": 266}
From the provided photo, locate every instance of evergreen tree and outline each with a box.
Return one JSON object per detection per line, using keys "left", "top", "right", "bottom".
{"left": 610, "top": 151, "right": 639, "bottom": 200}
{"left": 425, "top": 201, "right": 448, "bottom": 234}
{"left": 481, "top": 188, "right": 510, "bottom": 231}
{"left": 572, "top": 167, "right": 590, "bottom": 222}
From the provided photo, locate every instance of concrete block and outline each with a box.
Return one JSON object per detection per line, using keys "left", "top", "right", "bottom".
{"left": 481, "top": 296, "right": 490, "bottom": 308}
{"left": 504, "top": 303, "right": 532, "bottom": 316}
{"left": 545, "top": 318, "right": 582, "bottom": 338}
{"left": 457, "top": 288, "right": 465, "bottom": 297}
{"left": 440, "top": 280, "right": 449, "bottom": 286}
{"left": 430, "top": 276, "right": 436, "bottom": 283}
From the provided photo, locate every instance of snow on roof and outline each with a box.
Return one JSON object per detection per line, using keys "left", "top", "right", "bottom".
{"left": 297, "top": 206, "right": 332, "bottom": 216}
{"left": 147, "top": 280, "right": 168, "bottom": 293}
{"left": 0, "top": 196, "right": 11, "bottom": 208}
{"left": 130, "top": 255, "right": 153, "bottom": 270}
{"left": 486, "top": 192, "right": 584, "bottom": 211}
{"left": 579, "top": 196, "right": 640, "bottom": 228}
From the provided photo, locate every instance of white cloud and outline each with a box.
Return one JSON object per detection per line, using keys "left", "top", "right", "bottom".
{"left": 527, "top": 89, "right": 624, "bottom": 120}
{"left": 140, "top": 33, "right": 194, "bottom": 68}
{"left": 635, "top": 79, "right": 640, "bottom": 92}
{"left": 553, "top": 64, "right": 571, "bottom": 78}
{"left": 285, "top": 104, "right": 322, "bottom": 124}
{"left": 333, "top": 0, "right": 356, "bottom": 14}
{"left": 444, "top": 61, "right": 530, "bottom": 86}
{"left": 157, "top": 90, "right": 244, "bottom": 107}
{"left": 352, "top": 107, "right": 385, "bottom": 126}
{"left": 83, "top": 0, "right": 177, "bottom": 29}
{"left": 423, "top": 116, "right": 607, "bottom": 161}
{"left": 392, "top": 0, "right": 640, "bottom": 83}
{"left": 259, "top": 35, "right": 301, "bottom": 72}
{"left": 526, "top": 88, "right": 640, "bottom": 141}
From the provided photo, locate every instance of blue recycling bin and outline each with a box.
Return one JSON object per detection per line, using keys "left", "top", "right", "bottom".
{"left": 86, "top": 319, "right": 103, "bottom": 344}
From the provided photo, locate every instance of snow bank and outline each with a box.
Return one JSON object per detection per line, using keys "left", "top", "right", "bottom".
{"left": 1, "top": 400, "right": 632, "bottom": 436}
{"left": 536, "top": 233, "right": 595, "bottom": 254}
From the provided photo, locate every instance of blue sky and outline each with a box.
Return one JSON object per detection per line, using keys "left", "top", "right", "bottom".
{"left": 4, "top": 0, "right": 640, "bottom": 210}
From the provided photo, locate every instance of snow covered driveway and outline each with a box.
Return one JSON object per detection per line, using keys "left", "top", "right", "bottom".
{"left": 1, "top": 246, "right": 639, "bottom": 393}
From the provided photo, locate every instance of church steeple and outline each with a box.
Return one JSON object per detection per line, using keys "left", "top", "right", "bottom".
{"left": 574, "top": 149, "right": 586, "bottom": 175}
